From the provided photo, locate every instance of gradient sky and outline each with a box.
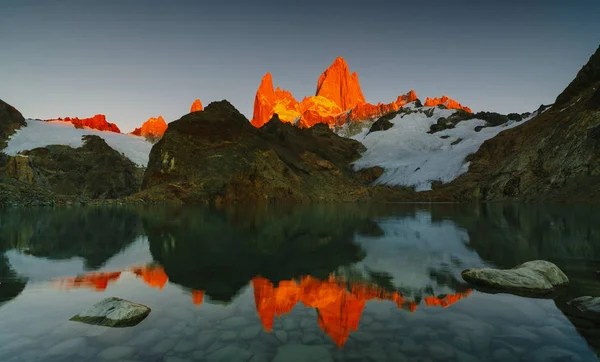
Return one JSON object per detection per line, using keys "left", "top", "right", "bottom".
{"left": 1, "top": 0, "right": 599, "bottom": 132}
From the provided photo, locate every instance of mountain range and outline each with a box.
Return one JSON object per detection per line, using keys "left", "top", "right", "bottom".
{"left": 0, "top": 45, "right": 598, "bottom": 205}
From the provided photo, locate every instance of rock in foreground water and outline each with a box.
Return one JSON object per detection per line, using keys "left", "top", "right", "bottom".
{"left": 461, "top": 260, "right": 569, "bottom": 295}
{"left": 567, "top": 296, "right": 600, "bottom": 321}
{"left": 70, "top": 297, "right": 151, "bottom": 327}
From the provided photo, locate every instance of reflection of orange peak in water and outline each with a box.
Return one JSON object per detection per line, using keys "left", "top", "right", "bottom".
{"left": 424, "top": 290, "right": 472, "bottom": 308}
{"left": 131, "top": 265, "right": 169, "bottom": 290}
{"left": 54, "top": 271, "right": 122, "bottom": 291}
{"left": 252, "top": 276, "right": 471, "bottom": 347}
{"left": 192, "top": 290, "right": 204, "bottom": 306}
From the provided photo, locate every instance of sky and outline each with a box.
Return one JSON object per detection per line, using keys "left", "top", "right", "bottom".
{"left": 1, "top": 0, "right": 599, "bottom": 132}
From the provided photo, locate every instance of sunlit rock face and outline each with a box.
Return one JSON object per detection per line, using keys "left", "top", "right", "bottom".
{"left": 131, "top": 116, "right": 168, "bottom": 140}
{"left": 48, "top": 115, "right": 121, "bottom": 133}
{"left": 424, "top": 96, "right": 473, "bottom": 113}
{"left": 315, "top": 57, "right": 366, "bottom": 111}
{"left": 250, "top": 57, "right": 468, "bottom": 129}
{"left": 251, "top": 73, "right": 302, "bottom": 128}
{"left": 190, "top": 98, "right": 203, "bottom": 113}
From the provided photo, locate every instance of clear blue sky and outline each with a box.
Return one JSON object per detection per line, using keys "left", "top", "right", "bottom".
{"left": 1, "top": 0, "right": 599, "bottom": 132}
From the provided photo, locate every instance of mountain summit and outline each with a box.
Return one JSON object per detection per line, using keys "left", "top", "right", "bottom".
{"left": 131, "top": 116, "right": 168, "bottom": 141}
{"left": 315, "top": 56, "right": 366, "bottom": 110}
{"left": 250, "top": 57, "right": 471, "bottom": 129}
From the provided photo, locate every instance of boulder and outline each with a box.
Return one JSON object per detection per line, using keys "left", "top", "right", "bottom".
{"left": 567, "top": 296, "right": 600, "bottom": 321}
{"left": 461, "top": 260, "right": 569, "bottom": 295}
{"left": 70, "top": 297, "right": 150, "bottom": 327}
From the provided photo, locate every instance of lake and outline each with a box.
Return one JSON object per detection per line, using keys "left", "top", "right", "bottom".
{"left": 0, "top": 203, "right": 599, "bottom": 362}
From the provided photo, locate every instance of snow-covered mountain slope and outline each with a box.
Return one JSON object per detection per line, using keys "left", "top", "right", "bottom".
{"left": 2, "top": 119, "right": 152, "bottom": 167}
{"left": 350, "top": 107, "right": 534, "bottom": 191}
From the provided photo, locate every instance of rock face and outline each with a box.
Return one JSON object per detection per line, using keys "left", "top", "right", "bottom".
{"left": 424, "top": 96, "right": 473, "bottom": 113}
{"left": 190, "top": 98, "right": 203, "bottom": 113}
{"left": 140, "top": 100, "right": 372, "bottom": 204}
{"left": 49, "top": 114, "right": 121, "bottom": 133}
{"left": 0, "top": 99, "right": 26, "bottom": 150}
{"left": 315, "top": 56, "right": 366, "bottom": 111}
{"left": 70, "top": 297, "right": 150, "bottom": 327}
{"left": 131, "top": 116, "right": 168, "bottom": 141}
{"left": 461, "top": 260, "right": 569, "bottom": 295}
{"left": 250, "top": 58, "right": 423, "bottom": 129}
{"left": 9, "top": 135, "right": 139, "bottom": 199}
{"left": 251, "top": 73, "right": 302, "bottom": 128}
{"left": 433, "top": 45, "right": 600, "bottom": 201}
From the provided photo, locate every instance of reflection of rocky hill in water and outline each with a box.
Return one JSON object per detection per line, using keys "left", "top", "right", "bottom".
{"left": 143, "top": 205, "right": 371, "bottom": 302}
{"left": 0, "top": 255, "right": 26, "bottom": 306}
{"left": 0, "top": 207, "right": 143, "bottom": 269}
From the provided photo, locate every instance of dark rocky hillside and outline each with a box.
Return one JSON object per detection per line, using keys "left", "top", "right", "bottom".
{"left": 138, "top": 100, "right": 381, "bottom": 204}
{"left": 433, "top": 45, "right": 600, "bottom": 201}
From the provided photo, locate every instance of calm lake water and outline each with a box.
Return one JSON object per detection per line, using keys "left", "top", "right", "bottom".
{"left": 0, "top": 204, "right": 599, "bottom": 362}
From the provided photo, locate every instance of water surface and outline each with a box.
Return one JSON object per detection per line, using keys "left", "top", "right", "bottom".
{"left": 0, "top": 204, "right": 599, "bottom": 362}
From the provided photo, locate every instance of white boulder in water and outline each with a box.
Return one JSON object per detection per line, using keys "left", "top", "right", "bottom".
{"left": 461, "top": 260, "right": 569, "bottom": 295}
{"left": 70, "top": 297, "right": 151, "bottom": 327}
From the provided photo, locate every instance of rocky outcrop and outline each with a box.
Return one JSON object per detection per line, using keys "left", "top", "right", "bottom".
{"left": 49, "top": 115, "right": 121, "bottom": 133}
{"left": 315, "top": 57, "right": 366, "bottom": 110}
{"left": 0, "top": 99, "right": 26, "bottom": 150}
{"left": 131, "top": 116, "right": 168, "bottom": 142}
{"left": 250, "top": 73, "right": 302, "bottom": 128}
{"left": 11, "top": 135, "right": 139, "bottom": 199}
{"left": 461, "top": 260, "right": 569, "bottom": 296}
{"left": 70, "top": 297, "right": 150, "bottom": 327}
{"left": 139, "top": 101, "right": 373, "bottom": 204}
{"left": 424, "top": 96, "right": 472, "bottom": 113}
{"left": 250, "top": 59, "right": 419, "bottom": 129}
{"left": 190, "top": 98, "right": 203, "bottom": 113}
{"left": 431, "top": 45, "right": 600, "bottom": 202}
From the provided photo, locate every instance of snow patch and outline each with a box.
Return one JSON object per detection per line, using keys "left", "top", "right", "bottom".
{"left": 351, "top": 108, "right": 533, "bottom": 191}
{"left": 2, "top": 120, "right": 152, "bottom": 167}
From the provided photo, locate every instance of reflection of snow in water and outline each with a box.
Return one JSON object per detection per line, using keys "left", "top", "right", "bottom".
{"left": 353, "top": 211, "right": 485, "bottom": 294}
{"left": 5, "top": 236, "right": 153, "bottom": 282}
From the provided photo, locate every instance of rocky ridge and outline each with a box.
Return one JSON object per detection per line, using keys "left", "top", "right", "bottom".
{"left": 131, "top": 116, "right": 168, "bottom": 142}
{"left": 46, "top": 114, "right": 121, "bottom": 133}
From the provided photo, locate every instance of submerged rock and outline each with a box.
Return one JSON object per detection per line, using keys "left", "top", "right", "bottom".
{"left": 461, "top": 260, "right": 569, "bottom": 295}
{"left": 272, "top": 344, "right": 332, "bottom": 362}
{"left": 567, "top": 296, "right": 600, "bottom": 321}
{"left": 70, "top": 297, "right": 151, "bottom": 327}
